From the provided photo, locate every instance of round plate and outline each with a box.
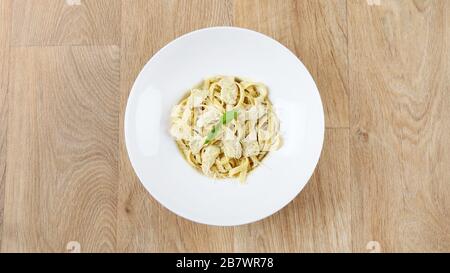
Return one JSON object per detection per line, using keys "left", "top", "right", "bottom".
{"left": 124, "top": 27, "right": 324, "bottom": 226}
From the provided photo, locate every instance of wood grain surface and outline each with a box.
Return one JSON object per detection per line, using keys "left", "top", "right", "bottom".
{"left": 11, "top": 0, "right": 121, "bottom": 45}
{"left": 3, "top": 46, "right": 119, "bottom": 252}
{"left": 0, "top": 0, "right": 12, "bottom": 247}
{"left": 348, "top": 0, "right": 450, "bottom": 252}
{"left": 0, "top": 0, "right": 449, "bottom": 252}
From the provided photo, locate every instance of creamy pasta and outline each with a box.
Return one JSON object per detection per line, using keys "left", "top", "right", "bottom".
{"left": 169, "top": 76, "right": 282, "bottom": 182}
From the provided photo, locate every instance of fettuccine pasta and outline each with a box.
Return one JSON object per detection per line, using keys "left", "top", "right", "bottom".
{"left": 169, "top": 76, "right": 282, "bottom": 182}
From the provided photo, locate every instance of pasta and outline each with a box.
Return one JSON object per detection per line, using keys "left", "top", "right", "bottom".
{"left": 169, "top": 76, "right": 282, "bottom": 182}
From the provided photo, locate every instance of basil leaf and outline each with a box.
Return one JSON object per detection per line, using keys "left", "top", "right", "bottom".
{"left": 222, "top": 110, "right": 238, "bottom": 125}
{"left": 204, "top": 124, "right": 221, "bottom": 144}
{"left": 204, "top": 110, "right": 238, "bottom": 144}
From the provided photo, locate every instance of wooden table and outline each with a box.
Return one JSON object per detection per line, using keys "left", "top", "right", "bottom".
{"left": 0, "top": 0, "right": 449, "bottom": 253}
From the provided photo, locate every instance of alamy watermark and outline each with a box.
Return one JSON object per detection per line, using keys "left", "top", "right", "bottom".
{"left": 66, "top": 241, "right": 81, "bottom": 253}
{"left": 65, "top": 0, "right": 81, "bottom": 6}
{"left": 366, "top": 241, "right": 382, "bottom": 253}
{"left": 366, "top": 0, "right": 381, "bottom": 6}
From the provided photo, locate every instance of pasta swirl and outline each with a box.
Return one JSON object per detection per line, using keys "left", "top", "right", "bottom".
{"left": 170, "top": 76, "right": 282, "bottom": 182}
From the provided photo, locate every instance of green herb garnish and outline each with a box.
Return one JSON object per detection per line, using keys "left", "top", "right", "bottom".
{"left": 222, "top": 110, "right": 238, "bottom": 125}
{"left": 204, "top": 110, "right": 238, "bottom": 144}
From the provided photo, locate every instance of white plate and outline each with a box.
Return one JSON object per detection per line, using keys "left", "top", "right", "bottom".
{"left": 124, "top": 27, "right": 324, "bottom": 226}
